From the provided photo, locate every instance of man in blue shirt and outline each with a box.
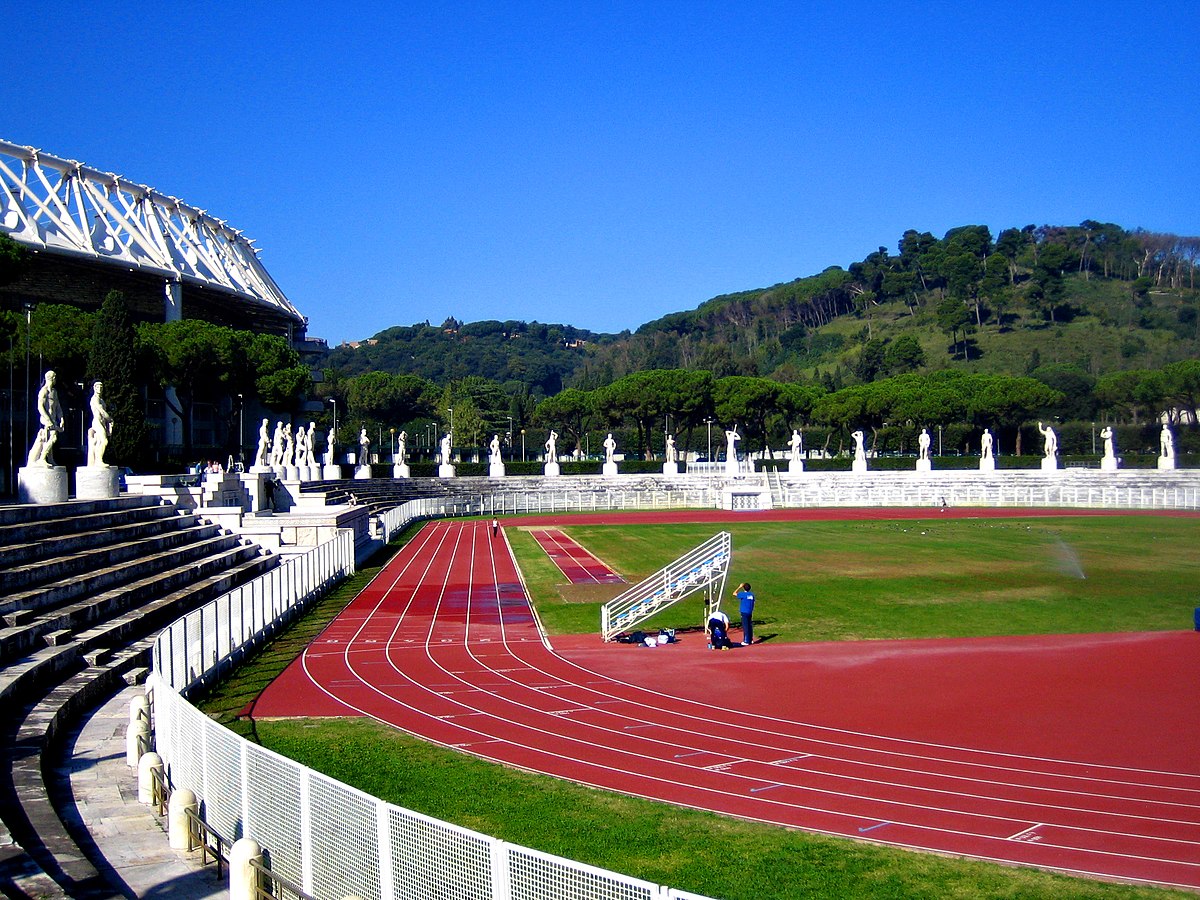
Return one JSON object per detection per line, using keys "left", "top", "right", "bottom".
{"left": 735, "top": 582, "right": 756, "bottom": 646}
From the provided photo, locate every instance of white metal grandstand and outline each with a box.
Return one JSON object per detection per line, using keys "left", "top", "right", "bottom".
{"left": 601, "top": 531, "right": 731, "bottom": 641}
{"left": 0, "top": 138, "right": 302, "bottom": 323}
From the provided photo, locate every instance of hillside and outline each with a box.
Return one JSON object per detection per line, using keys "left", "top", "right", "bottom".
{"left": 323, "top": 222, "right": 1199, "bottom": 394}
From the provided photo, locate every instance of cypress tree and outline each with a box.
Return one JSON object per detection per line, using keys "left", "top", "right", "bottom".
{"left": 86, "top": 291, "right": 148, "bottom": 467}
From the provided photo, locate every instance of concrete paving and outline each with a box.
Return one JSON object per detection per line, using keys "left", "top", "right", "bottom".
{"left": 56, "top": 684, "right": 225, "bottom": 900}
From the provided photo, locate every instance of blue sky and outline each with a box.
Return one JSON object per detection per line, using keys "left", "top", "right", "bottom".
{"left": 2, "top": 3, "right": 1196, "bottom": 345}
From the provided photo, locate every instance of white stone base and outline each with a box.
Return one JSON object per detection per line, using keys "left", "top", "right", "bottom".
{"left": 1040, "top": 457, "right": 1059, "bottom": 472}
{"left": 852, "top": 459, "right": 868, "bottom": 474}
{"left": 1101, "top": 456, "right": 1119, "bottom": 472}
{"left": 602, "top": 462, "right": 619, "bottom": 477}
{"left": 489, "top": 463, "right": 506, "bottom": 478}
{"left": 18, "top": 466, "right": 68, "bottom": 504}
{"left": 724, "top": 462, "right": 740, "bottom": 477}
{"left": 438, "top": 464, "right": 457, "bottom": 478}
{"left": 788, "top": 459, "right": 804, "bottom": 474}
{"left": 284, "top": 465, "right": 300, "bottom": 481}
{"left": 322, "top": 464, "right": 342, "bottom": 480}
{"left": 544, "top": 462, "right": 561, "bottom": 477}
{"left": 979, "top": 458, "right": 996, "bottom": 473}
{"left": 393, "top": 463, "right": 410, "bottom": 478}
{"left": 354, "top": 465, "right": 372, "bottom": 480}
{"left": 250, "top": 464, "right": 274, "bottom": 475}
{"left": 305, "top": 465, "right": 322, "bottom": 481}
{"left": 915, "top": 459, "right": 932, "bottom": 473}
{"left": 662, "top": 461, "right": 678, "bottom": 476}
{"left": 76, "top": 465, "right": 120, "bottom": 499}
{"left": 1158, "top": 456, "right": 1176, "bottom": 470}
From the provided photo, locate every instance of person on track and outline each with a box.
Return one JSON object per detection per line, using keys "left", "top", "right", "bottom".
{"left": 735, "top": 581, "right": 756, "bottom": 645}
{"left": 491, "top": 517, "right": 500, "bottom": 537}
{"left": 706, "top": 608, "right": 733, "bottom": 650}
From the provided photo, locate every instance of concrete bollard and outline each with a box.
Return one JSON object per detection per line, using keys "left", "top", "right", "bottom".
{"left": 229, "top": 838, "right": 263, "bottom": 900}
{"left": 129, "top": 693, "right": 150, "bottom": 725}
{"left": 126, "top": 717, "right": 150, "bottom": 767}
{"left": 168, "top": 787, "right": 198, "bottom": 851}
{"left": 137, "top": 751, "right": 163, "bottom": 805}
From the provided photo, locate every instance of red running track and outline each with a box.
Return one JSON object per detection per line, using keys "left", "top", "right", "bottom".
{"left": 255, "top": 516, "right": 1200, "bottom": 890}
{"left": 527, "top": 527, "right": 624, "bottom": 584}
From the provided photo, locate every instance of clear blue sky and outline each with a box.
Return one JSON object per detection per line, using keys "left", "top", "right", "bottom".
{"left": 2, "top": 3, "right": 1196, "bottom": 346}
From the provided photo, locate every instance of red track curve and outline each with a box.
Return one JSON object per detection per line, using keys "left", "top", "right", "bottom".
{"left": 255, "top": 514, "right": 1200, "bottom": 890}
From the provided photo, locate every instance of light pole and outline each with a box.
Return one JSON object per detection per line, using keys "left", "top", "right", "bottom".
{"left": 937, "top": 425, "right": 943, "bottom": 457}
{"left": 1092, "top": 422, "right": 1097, "bottom": 456}
{"left": 705, "top": 417, "right": 713, "bottom": 464}
{"left": 506, "top": 416, "right": 513, "bottom": 459}
{"left": 75, "top": 382, "right": 85, "bottom": 454}
{"left": 237, "top": 393, "right": 244, "bottom": 465}
{"left": 23, "top": 301, "right": 33, "bottom": 453}
{"left": 327, "top": 397, "right": 337, "bottom": 448}
{"left": 391, "top": 427, "right": 396, "bottom": 460}
{"left": 448, "top": 407, "right": 454, "bottom": 443}
{"left": 520, "top": 428, "right": 525, "bottom": 462}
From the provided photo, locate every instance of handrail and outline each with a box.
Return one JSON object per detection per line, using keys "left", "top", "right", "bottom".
{"left": 249, "top": 857, "right": 314, "bottom": 900}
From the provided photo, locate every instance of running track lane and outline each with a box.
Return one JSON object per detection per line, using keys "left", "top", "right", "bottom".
{"left": 260, "top": 519, "right": 1200, "bottom": 891}
{"left": 527, "top": 527, "right": 624, "bottom": 583}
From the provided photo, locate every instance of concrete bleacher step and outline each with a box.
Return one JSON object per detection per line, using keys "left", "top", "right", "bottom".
{"left": 0, "top": 494, "right": 162, "bottom": 528}
{"left": 0, "top": 521, "right": 222, "bottom": 595}
{"left": 0, "top": 508, "right": 198, "bottom": 571}
{"left": 0, "top": 499, "right": 176, "bottom": 558}
{"left": 0, "top": 544, "right": 276, "bottom": 708}
{"left": 0, "top": 529, "right": 246, "bottom": 623}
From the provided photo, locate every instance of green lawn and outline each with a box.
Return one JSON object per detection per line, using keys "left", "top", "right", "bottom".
{"left": 514, "top": 516, "right": 1200, "bottom": 641}
{"left": 198, "top": 514, "right": 1200, "bottom": 900}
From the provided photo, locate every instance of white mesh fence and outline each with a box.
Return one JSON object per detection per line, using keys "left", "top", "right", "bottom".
{"left": 150, "top": 524, "right": 713, "bottom": 900}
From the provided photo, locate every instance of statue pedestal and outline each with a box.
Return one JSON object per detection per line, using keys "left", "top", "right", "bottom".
{"left": 305, "top": 465, "right": 322, "bottom": 481}
{"left": 915, "top": 459, "right": 932, "bottom": 473}
{"left": 1158, "top": 456, "right": 1176, "bottom": 470}
{"left": 602, "top": 462, "right": 619, "bottom": 477}
{"left": 76, "top": 465, "right": 120, "bottom": 499}
{"left": 851, "top": 459, "right": 868, "bottom": 474}
{"left": 354, "top": 465, "right": 372, "bottom": 480}
{"left": 979, "top": 458, "right": 996, "bottom": 473}
{"left": 662, "top": 461, "right": 678, "bottom": 476}
{"left": 724, "top": 462, "right": 739, "bottom": 477}
{"left": 1041, "top": 457, "right": 1059, "bottom": 472}
{"left": 284, "top": 465, "right": 300, "bottom": 481}
{"left": 1100, "top": 456, "right": 1119, "bottom": 472}
{"left": 544, "top": 462, "right": 561, "bottom": 477}
{"left": 18, "top": 466, "right": 68, "bottom": 504}
{"left": 788, "top": 459, "right": 804, "bottom": 474}
{"left": 250, "top": 464, "right": 274, "bottom": 475}
{"left": 438, "top": 464, "right": 456, "bottom": 478}
{"left": 393, "top": 463, "right": 410, "bottom": 478}
{"left": 322, "top": 464, "right": 342, "bottom": 480}
{"left": 489, "top": 463, "right": 506, "bottom": 478}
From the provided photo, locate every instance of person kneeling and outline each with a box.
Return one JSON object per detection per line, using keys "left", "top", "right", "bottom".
{"left": 706, "top": 609, "right": 733, "bottom": 650}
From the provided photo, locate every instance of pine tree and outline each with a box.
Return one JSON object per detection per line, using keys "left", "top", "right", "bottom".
{"left": 86, "top": 291, "right": 148, "bottom": 466}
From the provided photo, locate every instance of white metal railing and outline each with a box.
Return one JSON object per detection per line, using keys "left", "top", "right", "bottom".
{"left": 150, "top": 517, "right": 713, "bottom": 900}
{"left": 601, "top": 532, "right": 731, "bottom": 641}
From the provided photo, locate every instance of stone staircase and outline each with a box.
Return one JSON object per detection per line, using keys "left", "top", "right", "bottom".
{"left": 0, "top": 496, "right": 280, "bottom": 900}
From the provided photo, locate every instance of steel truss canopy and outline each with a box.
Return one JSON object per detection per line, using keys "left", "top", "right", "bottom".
{"left": 0, "top": 139, "right": 303, "bottom": 325}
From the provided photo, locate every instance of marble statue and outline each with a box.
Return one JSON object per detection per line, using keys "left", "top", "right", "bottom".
{"left": 603, "top": 433, "right": 617, "bottom": 464}
{"left": 325, "top": 429, "right": 336, "bottom": 466}
{"left": 305, "top": 422, "right": 318, "bottom": 466}
{"left": 25, "top": 371, "right": 64, "bottom": 467}
{"left": 440, "top": 433, "right": 452, "bottom": 465}
{"left": 1037, "top": 422, "right": 1058, "bottom": 458}
{"left": 255, "top": 418, "right": 272, "bottom": 468}
{"left": 851, "top": 430, "right": 866, "bottom": 462}
{"left": 397, "top": 430, "right": 407, "bottom": 464}
{"left": 1101, "top": 426, "right": 1116, "bottom": 459}
{"left": 358, "top": 428, "right": 370, "bottom": 466}
{"left": 665, "top": 434, "right": 677, "bottom": 463}
{"left": 269, "top": 421, "right": 286, "bottom": 467}
{"left": 86, "top": 381, "right": 113, "bottom": 467}
{"left": 788, "top": 429, "right": 803, "bottom": 462}
{"left": 1161, "top": 424, "right": 1175, "bottom": 460}
{"left": 545, "top": 430, "right": 558, "bottom": 461}
{"left": 489, "top": 434, "right": 502, "bottom": 465}
{"left": 281, "top": 422, "right": 295, "bottom": 468}
{"left": 918, "top": 428, "right": 931, "bottom": 460}
{"left": 724, "top": 427, "right": 740, "bottom": 461}
{"left": 980, "top": 428, "right": 994, "bottom": 459}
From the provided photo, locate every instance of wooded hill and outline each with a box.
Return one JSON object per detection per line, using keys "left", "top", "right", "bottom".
{"left": 325, "top": 222, "right": 1199, "bottom": 397}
